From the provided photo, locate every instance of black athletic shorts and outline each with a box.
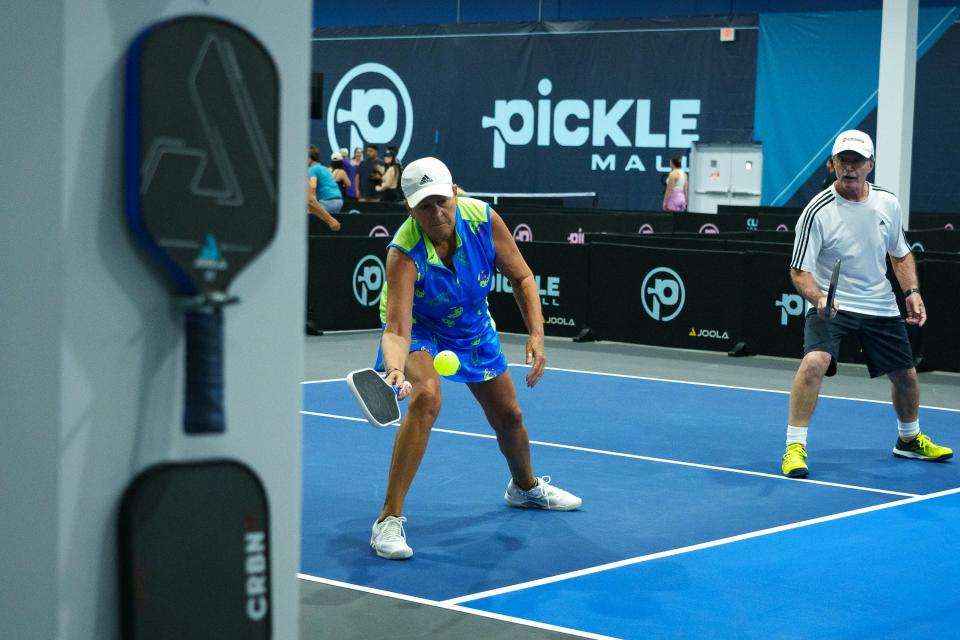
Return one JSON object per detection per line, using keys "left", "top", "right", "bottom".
{"left": 803, "top": 309, "right": 914, "bottom": 378}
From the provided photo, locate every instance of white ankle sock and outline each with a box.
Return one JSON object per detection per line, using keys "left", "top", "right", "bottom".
{"left": 786, "top": 425, "right": 807, "bottom": 446}
{"left": 897, "top": 419, "right": 920, "bottom": 439}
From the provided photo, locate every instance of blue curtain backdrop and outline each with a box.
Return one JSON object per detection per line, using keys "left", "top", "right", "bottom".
{"left": 755, "top": 8, "right": 958, "bottom": 209}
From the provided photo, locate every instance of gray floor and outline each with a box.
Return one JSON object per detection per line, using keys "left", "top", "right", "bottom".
{"left": 299, "top": 330, "right": 960, "bottom": 639}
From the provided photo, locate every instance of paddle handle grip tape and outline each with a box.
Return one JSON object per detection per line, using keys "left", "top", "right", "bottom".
{"left": 184, "top": 309, "right": 225, "bottom": 434}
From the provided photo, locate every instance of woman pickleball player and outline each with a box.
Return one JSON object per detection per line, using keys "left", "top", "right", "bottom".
{"left": 368, "top": 157, "right": 581, "bottom": 560}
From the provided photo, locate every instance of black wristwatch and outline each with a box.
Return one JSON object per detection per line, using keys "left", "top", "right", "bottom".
{"left": 903, "top": 287, "right": 921, "bottom": 298}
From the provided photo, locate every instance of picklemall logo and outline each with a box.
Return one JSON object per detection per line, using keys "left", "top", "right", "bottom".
{"left": 776, "top": 293, "right": 805, "bottom": 325}
{"left": 368, "top": 225, "right": 391, "bottom": 237}
{"left": 910, "top": 242, "right": 926, "bottom": 252}
{"left": 327, "top": 63, "right": 413, "bottom": 161}
{"left": 688, "top": 327, "right": 730, "bottom": 339}
{"left": 491, "top": 273, "right": 561, "bottom": 307}
{"left": 639, "top": 224, "right": 654, "bottom": 234}
{"left": 699, "top": 223, "right": 719, "bottom": 234}
{"left": 353, "top": 254, "right": 385, "bottom": 306}
{"left": 481, "top": 77, "right": 700, "bottom": 168}
{"left": 513, "top": 223, "right": 533, "bottom": 242}
{"left": 641, "top": 267, "right": 685, "bottom": 322}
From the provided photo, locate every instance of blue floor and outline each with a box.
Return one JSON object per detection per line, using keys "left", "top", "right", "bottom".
{"left": 463, "top": 490, "right": 960, "bottom": 639}
{"left": 301, "top": 367, "right": 959, "bottom": 638}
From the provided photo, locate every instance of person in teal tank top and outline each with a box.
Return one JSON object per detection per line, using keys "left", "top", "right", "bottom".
{"left": 368, "top": 157, "right": 581, "bottom": 561}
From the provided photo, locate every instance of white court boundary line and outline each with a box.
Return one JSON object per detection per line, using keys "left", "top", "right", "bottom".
{"left": 301, "top": 365, "right": 960, "bottom": 413}
{"left": 509, "top": 363, "right": 960, "bottom": 413}
{"left": 444, "top": 486, "right": 960, "bottom": 606}
{"left": 301, "top": 411, "right": 916, "bottom": 498}
{"left": 297, "top": 574, "right": 621, "bottom": 640}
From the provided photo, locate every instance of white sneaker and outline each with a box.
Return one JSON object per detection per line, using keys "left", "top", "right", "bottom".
{"left": 504, "top": 476, "right": 581, "bottom": 511}
{"left": 370, "top": 516, "right": 413, "bottom": 560}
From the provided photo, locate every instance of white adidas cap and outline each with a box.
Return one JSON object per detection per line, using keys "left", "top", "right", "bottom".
{"left": 832, "top": 130, "right": 874, "bottom": 159}
{"left": 401, "top": 157, "right": 454, "bottom": 207}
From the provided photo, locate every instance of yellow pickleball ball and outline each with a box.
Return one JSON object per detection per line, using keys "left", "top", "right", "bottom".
{"left": 433, "top": 350, "right": 460, "bottom": 377}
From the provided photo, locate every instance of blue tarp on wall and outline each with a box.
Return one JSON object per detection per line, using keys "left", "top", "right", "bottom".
{"left": 755, "top": 8, "right": 958, "bottom": 209}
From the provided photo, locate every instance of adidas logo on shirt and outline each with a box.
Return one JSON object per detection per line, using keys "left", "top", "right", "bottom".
{"left": 419, "top": 174, "right": 432, "bottom": 185}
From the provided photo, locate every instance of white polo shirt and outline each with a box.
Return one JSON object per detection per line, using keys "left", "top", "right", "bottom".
{"left": 790, "top": 183, "right": 911, "bottom": 317}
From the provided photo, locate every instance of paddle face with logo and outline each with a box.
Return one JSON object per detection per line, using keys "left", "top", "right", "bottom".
{"left": 125, "top": 15, "right": 279, "bottom": 434}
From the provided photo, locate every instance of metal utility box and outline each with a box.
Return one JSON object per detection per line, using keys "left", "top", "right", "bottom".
{"left": 689, "top": 142, "right": 763, "bottom": 213}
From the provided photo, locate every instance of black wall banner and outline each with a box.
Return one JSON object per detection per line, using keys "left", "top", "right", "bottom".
{"left": 306, "top": 236, "right": 390, "bottom": 330}
{"left": 308, "top": 213, "right": 408, "bottom": 238}
{"left": 586, "top": 244, "right": 745, "bottom": 352}
{"left": 307, "top": 235, "right": 959, "bottom": 372}
{"left": 486, "top": 242, "right": 588, "bottom": 338}
{"left": 673, "top": 212, "right": 798, "bottom": 233}
{"left": 905, "top": 229, "right": 960, "bottom": 254}
{"left": 741, "top": 251, "right": 805, "bottom": 358}
{"left": 498, "top": 212, "right": 672, "bottom": 243}
{"left": 915, "top": 259, "right": 960, "bottom": 372}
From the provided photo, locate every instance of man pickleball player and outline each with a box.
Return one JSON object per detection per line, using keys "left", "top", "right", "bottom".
{"left": 781, "top": 130, "right": 952, "bottom": 478}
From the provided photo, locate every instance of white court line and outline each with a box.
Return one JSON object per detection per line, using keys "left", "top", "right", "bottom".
{"left": 301, "top": 411, "right": 917, "bottom": 498}
{"left": 507, "top": 363, "right": 960, "bottom": 413}
{"left": 302, "top": 410, "right": 367, "bottom": 422}
{"left": 443, "top": 486, "right": 960, "bottom": 606}
{"left": 297, "top": 574, "right": 622, "bottom": 640}
{"left": 300, "top": 366, "right": 960, "bottom": 413}
{"left": 301, "top": 376, "right": 345, "bottom": 385}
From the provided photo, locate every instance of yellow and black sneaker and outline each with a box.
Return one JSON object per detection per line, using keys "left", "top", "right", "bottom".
{"left": 893, "top": 433, "right": 953, "bottom": 461}
{"left": 782, "top": 443, "right": 809, "bottom": 478}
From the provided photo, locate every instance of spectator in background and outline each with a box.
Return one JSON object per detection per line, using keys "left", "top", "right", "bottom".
{"left": 822, "top": 157, "right": 837, "bottom": 190}
{"left": 351, "top": 147, "right": 363, "bottom": 167}
{"left": 375, "top": 149, "right": 402, "bottom": 201}
{"left": 357, "top": 144, "right": 384, "bottom": 202}
{"left": 330, "top": 151, "right": 353, "bottom": 201}
{"left": 387, "top": 144, "right": 404, "bottom": 178}
{"left": 339, "top": 147, "right": 358, "bottom": 200}
{"left": 307, "top": 145, "right": 341, "bottom": 229}
{"left": 662, "top": 156, "right": 688, "bottom": 212}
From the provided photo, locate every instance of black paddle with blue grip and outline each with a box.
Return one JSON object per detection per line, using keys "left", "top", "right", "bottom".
{"left": 125, "top": 15, "right": 278, "bottom": 434}
{"left": 120, "top": 15, "right": 278, "bottom": 640}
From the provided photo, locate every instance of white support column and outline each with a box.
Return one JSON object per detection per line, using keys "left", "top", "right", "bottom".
{"left": 1, "top": 3, "right": 309, "bottom": 638}
{"left": 876, "top": 0, "right": 919, "bottom": 228}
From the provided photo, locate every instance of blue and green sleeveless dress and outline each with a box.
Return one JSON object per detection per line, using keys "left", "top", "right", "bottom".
{"left": 375, "top": 197, "right": 507, "bottom": 383}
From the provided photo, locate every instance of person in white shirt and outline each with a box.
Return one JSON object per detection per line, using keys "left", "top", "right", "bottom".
{"left": 781, "top": 130, "right": 952, "bottom": 478}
